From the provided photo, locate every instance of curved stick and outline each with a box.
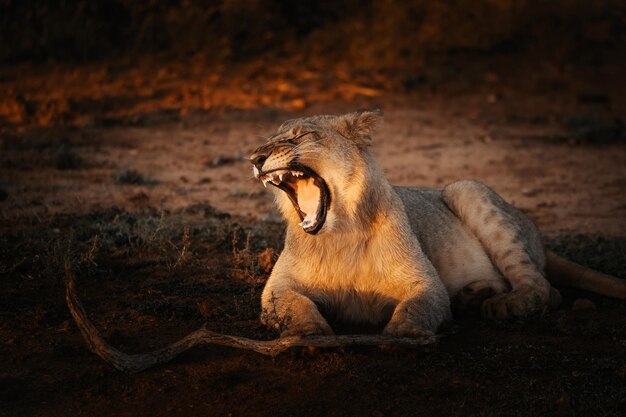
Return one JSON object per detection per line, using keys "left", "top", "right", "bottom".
{"left": 65, "top": 262, "right": 437, "bottom": 373}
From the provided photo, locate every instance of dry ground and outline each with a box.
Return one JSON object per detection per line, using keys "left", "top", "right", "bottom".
{"left": 1, "top": 57, "right": 625, "bottom": 416}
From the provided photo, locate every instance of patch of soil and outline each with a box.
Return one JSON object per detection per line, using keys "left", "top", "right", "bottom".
{"left": 0, "top": 207, "right": 625, "bottom": 417}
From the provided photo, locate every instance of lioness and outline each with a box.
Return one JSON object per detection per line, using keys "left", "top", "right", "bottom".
{"left": 250, "top": 110, "right": 619, "bottom": 338}
{"left": 65, "top": 109, "right": 626, "bottom": 371}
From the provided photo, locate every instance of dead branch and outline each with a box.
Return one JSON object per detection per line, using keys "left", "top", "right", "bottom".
{"left": 65, "top": 262, "right": 437, "bottom": 373}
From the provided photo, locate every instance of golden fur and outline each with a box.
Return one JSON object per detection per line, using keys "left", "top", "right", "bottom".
{"left": 250, "top": 111, "right": 558, "bottom": 337}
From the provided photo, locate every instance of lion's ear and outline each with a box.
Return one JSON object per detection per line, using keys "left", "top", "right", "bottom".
{"left": 335, "top": 110, "right": 383, "bottom": 147}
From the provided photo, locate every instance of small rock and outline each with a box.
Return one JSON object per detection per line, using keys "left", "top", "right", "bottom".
{"left": 522, "top": 188, "right": 541, "bottom": 197}
{"left": 113, "top": 169, "right": 158, "bottom": 185}
{"left": 572, "top": 298, "right": 595, "bottom": 311}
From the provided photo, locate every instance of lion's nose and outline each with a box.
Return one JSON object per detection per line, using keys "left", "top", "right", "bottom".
{"left": 250, "top": 152, "right": 268, "bottom": 171}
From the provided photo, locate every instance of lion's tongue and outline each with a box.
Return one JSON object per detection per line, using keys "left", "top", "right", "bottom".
{"left": 296, "top": 177, "right": 321, "bottom": 230}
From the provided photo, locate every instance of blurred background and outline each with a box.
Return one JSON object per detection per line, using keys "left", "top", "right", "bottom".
{"left": 1, "top": 0, "right": 625, "bottom": 130}
{"left": 2, "top": 0, "right": 625, "bottom": 67}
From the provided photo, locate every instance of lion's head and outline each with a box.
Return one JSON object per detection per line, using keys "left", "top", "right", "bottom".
{"left": 250, "top": 110, "right": 383, "bottom": 234}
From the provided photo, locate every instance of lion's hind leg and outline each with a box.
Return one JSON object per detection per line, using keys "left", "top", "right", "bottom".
{"left": 453, "top": 279, "right": 509, "bottom": 316}
{"left": 442, "top": 180, "right": 559, "bottom": 320}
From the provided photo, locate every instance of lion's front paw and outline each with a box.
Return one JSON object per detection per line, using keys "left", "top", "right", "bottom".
{"left": 280, "top": 319, "right": 334, "bottom": 338}
{"left": 482, "top": 285, "right": 552, "bottom": 321}
{"left": 383, "top": 319, "right": 434, "bottom": 339}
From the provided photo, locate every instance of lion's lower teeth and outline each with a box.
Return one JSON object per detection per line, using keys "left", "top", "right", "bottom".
{"left": 300, "top": 217, "right": 316, "bottom": 230}
{"left": 296, "top": 177, "right": 321, "bottom": 228}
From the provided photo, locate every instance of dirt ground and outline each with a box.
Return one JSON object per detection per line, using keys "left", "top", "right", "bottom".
{"left": 1, "top": 55, "right": 626, "bottom": 417}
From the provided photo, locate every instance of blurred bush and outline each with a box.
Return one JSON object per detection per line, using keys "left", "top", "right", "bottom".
{"left": 1, "top": 0, "right": 624, "bottom": 66}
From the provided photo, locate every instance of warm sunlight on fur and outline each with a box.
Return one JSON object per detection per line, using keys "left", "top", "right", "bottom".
{"left": 250, "top": 111, "right": 626, "bottom": 338}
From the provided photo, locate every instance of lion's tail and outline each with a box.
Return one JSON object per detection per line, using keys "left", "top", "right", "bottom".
{"left": 545, "top": 250, "right": 626, "bottom": 300}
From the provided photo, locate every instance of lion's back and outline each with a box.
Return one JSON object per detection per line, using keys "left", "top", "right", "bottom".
{"left": 394, "top": 186, "right": 502, "bottom": 296}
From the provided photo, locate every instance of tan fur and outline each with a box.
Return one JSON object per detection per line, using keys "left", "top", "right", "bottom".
{"left": 250, "top": 111, "right": 561, "bottom": 337}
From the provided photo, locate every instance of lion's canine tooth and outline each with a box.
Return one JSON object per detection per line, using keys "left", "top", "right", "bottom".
{"left": 279, "top": 173, "right": 284, "bottom": 181}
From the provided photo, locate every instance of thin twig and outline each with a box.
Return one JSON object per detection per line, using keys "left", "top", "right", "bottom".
{"left": 65, "top": 262, "right": 438, "bottom": 374}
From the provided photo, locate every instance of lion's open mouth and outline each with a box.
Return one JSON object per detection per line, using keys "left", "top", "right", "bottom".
{"left": 259, "top": 166, "right": 330, "bottom": 234}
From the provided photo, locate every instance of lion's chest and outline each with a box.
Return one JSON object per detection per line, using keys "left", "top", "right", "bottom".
{"left": 290, "top": 240, "right": 404, "bottom": 324}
